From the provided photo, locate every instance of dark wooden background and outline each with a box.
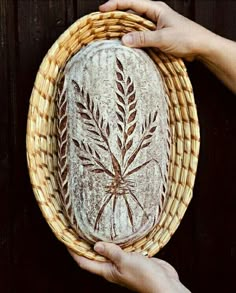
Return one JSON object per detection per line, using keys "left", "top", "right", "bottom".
{"left": 1, "top": 0, "right": 236, "bottom": 292}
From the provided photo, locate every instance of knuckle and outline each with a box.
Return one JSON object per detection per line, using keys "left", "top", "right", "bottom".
{"left": 107, "top": 245, "right": 122, "bottom": 263}
{"left": 156, "top": 1, "right": 170, "bottom": 12}
{"left": 137, "top": 31, "right": 146, "bottom": 46}
{"left": 114, "top": 250, "right": 123, "bottom": 264}
{"left": 156, "top": 1, "right": 167, "bottom": 8}
{"left": 157, "top": 29, "right": 164, "bottom": 43}
{"left": 118, "top": 251, "right": 132, "bottom": 268}
{"left": 159, "top": 259, "right": 179, "bottom": 279}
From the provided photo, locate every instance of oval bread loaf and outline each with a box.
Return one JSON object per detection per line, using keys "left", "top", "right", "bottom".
{"left": 57, "top": 40, "right": 171, "bottom": 246}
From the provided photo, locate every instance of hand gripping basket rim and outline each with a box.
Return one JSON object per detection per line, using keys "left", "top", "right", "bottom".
{"left": 26, "top": 11, "right": 200, "bottom": 261}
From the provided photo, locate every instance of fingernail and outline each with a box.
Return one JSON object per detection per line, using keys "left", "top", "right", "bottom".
{"left": 123, "top": 34, "right": 133, "bottom": 46}
{"left": 94, "top": 242, "right": 104, "bottom": 253}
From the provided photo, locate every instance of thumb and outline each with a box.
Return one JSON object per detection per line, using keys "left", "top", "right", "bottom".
{"left": 122, "top": 30, "right": 162, "bottom": 48}
{"left": 94, "top": 242, "right": 124, "bottom": 264}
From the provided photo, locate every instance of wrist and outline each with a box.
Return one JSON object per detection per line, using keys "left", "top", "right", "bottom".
{"left": 141, "top": 277, "right": 191, "bottom": 293}
{"left": 195, "top": 30, "right": 221, "bottom": 62}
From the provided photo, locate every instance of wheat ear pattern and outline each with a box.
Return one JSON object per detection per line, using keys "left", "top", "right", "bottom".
{"left": 57, "top": 77, "right": 77, "bottom": 226}
{"left": 70, "top": 58, "right": 164, "bottom": 240}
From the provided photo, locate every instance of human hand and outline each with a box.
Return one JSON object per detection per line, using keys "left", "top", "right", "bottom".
{"left": 99, "top": 0, "right": 216, "bottom": 61}
{"left": 69, "top": 242, "right": 190, "bottom": 293}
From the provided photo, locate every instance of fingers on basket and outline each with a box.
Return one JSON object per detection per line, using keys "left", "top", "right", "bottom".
{"left": 99, "top": 0, "right": 161, "bottom": 21}
{"left": 122, "top": 30, "right": 163, "bottom": 48}
{"left": 94, "top": 242, "right": 124, "bottom": 264}
{"left": 68, "top": 247, "right": 114, "bottom": 277}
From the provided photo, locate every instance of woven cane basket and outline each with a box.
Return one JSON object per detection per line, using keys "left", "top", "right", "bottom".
{"left": 26, "top": 11, "right": 200, "bottom": 261}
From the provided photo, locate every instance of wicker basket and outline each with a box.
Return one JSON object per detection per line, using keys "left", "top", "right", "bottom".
{"left": 26, "top": 11, "right": 200, "bottom": 261}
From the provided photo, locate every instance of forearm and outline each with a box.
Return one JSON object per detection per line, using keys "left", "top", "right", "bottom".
{"left": 146, "top": 279, "right": 191, "bottom": 293}
{"left": 100, "top": 0, "right": 236, "bottom": 93}
{"left": 197, "top": 33, "right": 236, "bottom": 94}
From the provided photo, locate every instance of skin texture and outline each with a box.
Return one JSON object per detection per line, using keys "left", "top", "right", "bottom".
{"left": 100, "top": 0, "right": 236, "bottom": 93}
{"left": 69, "top": 242, "right": 190, "bottom": 293}
{"left": 69, "top": 1, "right": 236, "bottom": 292}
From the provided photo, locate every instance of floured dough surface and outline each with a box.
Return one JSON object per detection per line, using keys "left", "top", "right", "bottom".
{"left": 58, "top": 40, "right": 170, "bottom": 246}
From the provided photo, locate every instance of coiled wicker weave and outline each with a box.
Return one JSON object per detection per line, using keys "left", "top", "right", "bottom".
{"left": 26, "top": 11, "right": 200, "bottom": 261}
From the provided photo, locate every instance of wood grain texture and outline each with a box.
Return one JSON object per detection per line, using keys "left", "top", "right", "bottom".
{"left": 0, "top": 0, "right": 17, "bottom": 291}
{"left": 1, "top": 0, "right": 236, "bottom": 292}
{"left": 191, "top": 1, "right": 236, "bottom": 291}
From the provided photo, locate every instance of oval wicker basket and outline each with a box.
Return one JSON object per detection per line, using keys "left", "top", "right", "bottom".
{"left": 26, "top": 11, "right": 200, "bottom": 261}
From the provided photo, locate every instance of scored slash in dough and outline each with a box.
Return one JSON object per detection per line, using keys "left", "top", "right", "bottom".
{"left": 57, "top": 40, "right": 170, "bottom": 246}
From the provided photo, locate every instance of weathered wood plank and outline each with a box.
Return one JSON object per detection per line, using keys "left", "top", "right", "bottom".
{"left": 193, "top": 1, "right": 236, "bottom": 291}
{"left": 166, "top": 0, "right": 194, "bottom": 18}
{"left": 153, "top": 2, "right": 196, "bottom": 291}
{"left": 195, "top": 0, "right": 236, "bottom": 39}
{"left": 0, "top": 0, "right": 235, "bottom": 292}
{"left": 9, "top": 1, "right": 76, "bottom": 292}
{"left": 0, "top": 0, "right": 17, "bottom": 291}
{"left": 215, "top": 0, "right": 236, "bottom": 40}
{"left": 76, "top": 0, "right": 102, "bottom": 18}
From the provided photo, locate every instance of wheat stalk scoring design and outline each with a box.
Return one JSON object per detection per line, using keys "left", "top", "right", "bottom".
{"left": 57, "top": 76, "right": 77, "bottom": 227}
{"left": 72, "top": 58, "right": 162, "bottom": 240}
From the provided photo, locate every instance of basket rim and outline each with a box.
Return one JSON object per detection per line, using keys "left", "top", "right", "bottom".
{"left": 26, "top": 10, "right": 200, "bottom": 261}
